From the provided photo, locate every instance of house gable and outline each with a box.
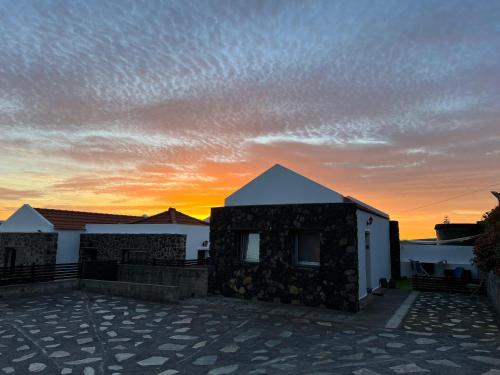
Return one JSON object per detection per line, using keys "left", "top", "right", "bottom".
{"left": 0, "top": 204, "right": 54, "bottom": 233}
{"left": 225, "top": 164, "right": 344, "bottom": 206}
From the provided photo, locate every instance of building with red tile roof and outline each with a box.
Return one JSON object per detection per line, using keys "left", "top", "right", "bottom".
{"left": 0, "top": 204, "right": 210, "bottom": 265}
{"left": 132, "top": 208, "right": 208, "bottom": 226}
{"left": 0, "top": 204, "right": 142, "bottom": 265}
{"left": 85, "top": 208, "right": 209, "bottom": 260}
{"left": 34, "top": 208, "right": 140, "bottom": 230}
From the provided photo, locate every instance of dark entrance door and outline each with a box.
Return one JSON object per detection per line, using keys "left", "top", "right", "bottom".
{"left": 4, "top": 247, "right": 16, "bottom": 271}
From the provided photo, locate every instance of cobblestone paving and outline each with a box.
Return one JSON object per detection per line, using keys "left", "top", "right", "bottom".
{"left": 403, "top": 292, "right": 499, "bottom": 339}
{"left": 0, "top": 291, "right": 498, "bottom": 374}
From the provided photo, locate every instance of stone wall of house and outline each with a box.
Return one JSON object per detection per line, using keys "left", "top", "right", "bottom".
{"left": 0, "top": 233, "right": 58, "bottom": 267}
{"left": 209, "top": 203, "right": 360, "bottom": 312}
{"left": 389, "top": 221, "right": 401, "bottom": 280}
{"left": 79, "top": 233, "right": 186, "bottom": 262}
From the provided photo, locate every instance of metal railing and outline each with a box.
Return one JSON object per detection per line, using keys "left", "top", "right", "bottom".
{"left": 123, "top": 258, "right": 212, "bottom": 267}
{"left": 0, "top": 263, "right": 81, "bottom": 286}
{"left": 0, "top": 257, "right": 212, "bottom": 287}
{"left": 412, "top": 275, "right": 485, "bottom": 295}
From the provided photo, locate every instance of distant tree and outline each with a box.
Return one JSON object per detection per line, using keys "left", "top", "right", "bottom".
{"left": 473, "top": 206, "right": 500, "bottom": 274}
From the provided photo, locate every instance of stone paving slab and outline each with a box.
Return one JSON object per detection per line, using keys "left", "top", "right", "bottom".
{"left": 0, "top": 291, "right": 498, "bottom": 374}
{"left": 402, "top": 292, "right": 499, "bottom": 339}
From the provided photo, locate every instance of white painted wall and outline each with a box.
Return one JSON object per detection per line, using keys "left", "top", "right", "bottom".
{"left": 357, "top": 209, "right": 391, "bottom": 300}
{"left": 0, "top": 204, "right": 53, "bottom": 233}
{"left": 225, "top": 164, "right": 343, "bottom": 206}
{"left": 56, "top": 230, "right": 81, "bottom": 264}
{"left": 400, "top": 243, "right": 477, "bottom": 278}
{"left": 177, "top": 224, "right": 210, "bottom": 260}
{"left": 85, "top": 223, "right": 209, "bottom": 260}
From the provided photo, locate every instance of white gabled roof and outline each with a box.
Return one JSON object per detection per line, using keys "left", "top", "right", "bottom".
{"left": 0, "top": 204, "right": 54, "bottom": 233}
{"left": 225, "top": 164, "right": 344, "bottom": 206}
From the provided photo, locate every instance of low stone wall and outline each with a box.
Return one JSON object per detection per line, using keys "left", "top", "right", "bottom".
{"left": 79, "top": 233, "right": 186, "bottom": 262}
{"left": 79, "top": 279, "right": 179, "bottom": 303}
{"left": 487, "top": 272, "right": 500, "bottom": 314}
{"left": 0, "top": 279, "right": 79, "bottom": 299}
{"left": 118, "top": 264, "right": 208, "bottom": 298}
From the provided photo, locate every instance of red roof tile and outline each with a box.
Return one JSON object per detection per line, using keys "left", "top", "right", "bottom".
{"left": 132, "top": 208, "right": 208, "bottom": 226}
{"left": 35, "top": 208, "right": 141, "bottom": 230}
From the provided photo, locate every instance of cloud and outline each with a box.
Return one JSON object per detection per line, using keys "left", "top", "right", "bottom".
{"left": 0, "top": 187, "right": 43, "bottom": 201}
{"left": 0, "top": 0, "right": 499, "bottom": 237}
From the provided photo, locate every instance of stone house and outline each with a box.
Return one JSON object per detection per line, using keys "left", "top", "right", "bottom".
{"left": 210, "top": 164, "right": 395, "bottom": 312}
{"left": 0, "top": 204, "right": 140, "bottom": 268}
{"left": 0, "top": 204, "right": 206, "bottom": 268}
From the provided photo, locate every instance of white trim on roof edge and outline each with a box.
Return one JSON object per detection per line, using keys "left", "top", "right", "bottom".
{"left": 346, "top": 196, "right": 389, "bottom": 219}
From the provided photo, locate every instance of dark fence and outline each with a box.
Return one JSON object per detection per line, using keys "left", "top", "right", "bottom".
{"left": 412, "top": 275, "right": 485, "bottom": 295}
{"left": 0, "top": 258, "right": 211, "bottom": 287}
{"left": 123, "top": 258, "right": 212, "bottom": 267}
{"left": 0, "top": 263, "right": 80, "bottom": 286}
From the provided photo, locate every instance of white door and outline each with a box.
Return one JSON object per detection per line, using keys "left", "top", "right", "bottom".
{"left": 365, "top": 230, "right": 372, "bottom": 292}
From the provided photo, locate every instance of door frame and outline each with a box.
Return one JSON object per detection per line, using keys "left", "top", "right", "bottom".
{"left": 365, "top": 230, "right": 372, "bottom": 292}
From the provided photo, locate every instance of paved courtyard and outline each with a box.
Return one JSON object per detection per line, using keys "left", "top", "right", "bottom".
{"left": 0, "top": 291, "right": 499, "bottom": 374}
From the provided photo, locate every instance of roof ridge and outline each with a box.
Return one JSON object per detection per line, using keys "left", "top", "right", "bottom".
{"left": 129, "top": 207, "right": 208, "bottom": 225}
{"left": 34, "top": 207, "right": 140, "bottom": 218}
{"left": 169, "top": 207, "right": 177, "bottom": 224}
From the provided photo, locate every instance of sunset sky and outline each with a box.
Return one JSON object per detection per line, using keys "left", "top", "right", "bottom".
{"left": 1, "top": 0, "right": 499, "bottom": 239}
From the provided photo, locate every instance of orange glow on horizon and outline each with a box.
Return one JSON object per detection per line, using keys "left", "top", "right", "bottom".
{"left": 0, "top": 160, "right": 495, "bottom": 240}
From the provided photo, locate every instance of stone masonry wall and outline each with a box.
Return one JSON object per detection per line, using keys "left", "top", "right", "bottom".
{"left": 0, "top": 233, "right": 58, "bottom": 267}
{"left": 209, "top": 203, "right": 360, "bottom": 312}
{"left": 118, "top": 264, "right": 208, "bottom": 298}
{"left": 79, "top": 233, "right": 186, "bottom": 262}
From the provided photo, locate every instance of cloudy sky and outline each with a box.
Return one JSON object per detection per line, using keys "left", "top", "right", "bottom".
{"left": 1, "top": 0, "right": 499, "bottom": 238}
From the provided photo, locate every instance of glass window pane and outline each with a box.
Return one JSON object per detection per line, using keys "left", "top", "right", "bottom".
{"left": 242, "top": 233, "right": 260, "bottom": 262}
{"left": 298, "top": 233, "right": 320, "bottom": 264}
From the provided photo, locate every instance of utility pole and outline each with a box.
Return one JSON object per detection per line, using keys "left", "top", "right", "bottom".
{"left": 491, "top": 191, "right": 500, "bottom": 206}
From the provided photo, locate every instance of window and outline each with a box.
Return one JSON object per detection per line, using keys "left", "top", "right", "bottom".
{"left": 240, "top": 232, "right": 260, "bottom": 263}
{"left": 294, "top": 232, "right": 320, "bottom": 266}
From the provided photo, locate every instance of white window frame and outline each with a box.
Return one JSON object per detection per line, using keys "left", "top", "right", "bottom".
{"left": 240, "top": 232, "right": 260, "bottom": 263}
{"left": 294, "top": 232, "right": 320, "bottom": 267}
